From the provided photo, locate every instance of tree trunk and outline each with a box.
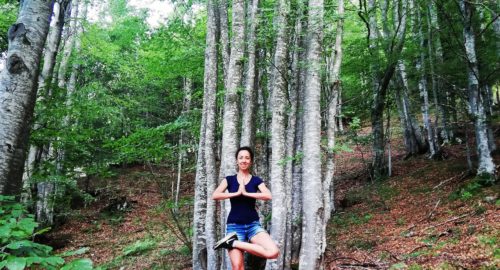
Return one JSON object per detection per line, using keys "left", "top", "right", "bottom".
{"left": 291, "top": 3, "right": 308, "bottom": 262}
{"left": 57, "top": 0, "right": 79, "bottom": 89}
{"left": 240, "top": 0, "right": 260, "bottom": 148}
{"left": 0, "top": 0, "right": 53, "bottom": 196}
{"left": 459, "top": 0, "right": 496, "bottom": 177}
{"left": 39, "top": 0, "right": 70, "bottom": 94}
{"left": 394, "top": 61, "right": 426, "bottom": 156}
{"left": 299, "top": 0, "right": 324, "bottom": 268}
{"left": 218, "top": 0, "right": 230, "bottom": 89}
{"left": 428, "top": 3, "right": 452, "bottom": 142}
{"left": 369, "top": 0, "right": 407, "bottom": 180}
{"left": 192, "top": 1, "right": 219, "bottom": 269}
{"left": 175, "top": 77, "right": 192, "bottom": 210}
{"left": 415, "top": 1, "right": 439, "bottom": 159}
{"left": 266, "top": 0, "right": 290, "bottom": 269}
{"left": 367, "top": 0, "right": 384, "bottom": 181}
{"left": 325, "top": 0, "right": 344, "bottom": 217}
{"left": 218, "top": 1, "right": 246, "bottom": 268}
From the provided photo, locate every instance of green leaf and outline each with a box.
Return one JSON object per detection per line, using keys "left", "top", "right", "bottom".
{"left": 5, "top": 256, "right": 26, "bottom": 270}
{"left": 59, "top": 247, "right": 90, "bottom": 257}
{"left": 123, "top": 239, "right": 156, "bottom": 256}
{"left": 60, "top": 258, "right": 93, "bottom": 270}
{"left": 39, "top": 256, "right": 65, "bottom": 266}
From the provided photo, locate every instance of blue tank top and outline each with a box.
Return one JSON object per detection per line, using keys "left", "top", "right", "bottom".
{"left": 226, "top": 174, "right": 263, "bottom": 224}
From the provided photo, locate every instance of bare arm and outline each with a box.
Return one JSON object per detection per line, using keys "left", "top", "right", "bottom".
{"left": 242, "top": 183, "right": 272, "bottom": 200}
{"left": 212, "top": 178, "right": 243, "bottom": 200}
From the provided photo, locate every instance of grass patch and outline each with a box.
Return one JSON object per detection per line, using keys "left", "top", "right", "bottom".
{"left": 331, "top": 212, "right": 373, "bottom": 228}
{"left": 347, "top": 238, "right": 376, "bottom": 250}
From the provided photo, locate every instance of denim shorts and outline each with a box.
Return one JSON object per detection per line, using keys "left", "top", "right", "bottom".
{"left": 226, "top": 221, "right": 266, "bottom": 242}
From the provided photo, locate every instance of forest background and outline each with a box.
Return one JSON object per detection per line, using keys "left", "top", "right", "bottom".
{"left": 0, "top": 0, "right": 498, "bottom": 269}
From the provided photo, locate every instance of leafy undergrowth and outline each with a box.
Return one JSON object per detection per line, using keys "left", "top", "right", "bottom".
{"left": 327, "top": 136, "right": 500, "bottom": 269}
{"left": 45, "top": 132, "right": 499, "bottom": 270}
{"left": 45, "top": 167, "right": 194, "bottom": 270}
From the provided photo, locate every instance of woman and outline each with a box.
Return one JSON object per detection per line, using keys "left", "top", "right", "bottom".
{"left": 212, "top": 146, "right": 279, "bottom": 270}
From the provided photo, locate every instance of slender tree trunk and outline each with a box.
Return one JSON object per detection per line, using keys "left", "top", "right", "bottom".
{"left": 193, "top": 1, "right": 219, "bottom": 269}
{"left": 57, "top": 0, "right": 79, "bottom": 89}
{"left": 175, "top": 77, "right": 192, "bottom": 210}
{"left": 367, "top": 0, "right": 385, "bottom": 181}
{"left": 394, "top": 61, "right": 425, "bottom": 156}
{"left": 266, "top": 0, "right": 290, "bottom": 269}
{"left": 428, "top": 3, "right": 452, "bottom": 143}
{"left": 284, "top": 3, "right": 306, "bottom": 266}
{"left": 0, "top": 0, "right": 53, "bottom": 196}
{"left": 218, "top": 0, "right": 230, "bottom": 89}
{"left": 369, "top": 0, "right": 407, "bottom": 179}
{"left": 291, "top": 4, "right": 308, "bottom": 261}
{"left": 39, "top": 0, "right": 70, "bottom": 94}
{"left": 240, "top": 0, "right": 260, "bottom": 148}
{"left": 459, "top": 0, "right": 496, "bottom": 177}
{"left": 35, "top": 0, "right": 87, "bottom": 226}
{"left": 299, "top": 0, "right": 324, "bottom": 268}
{"left": 325, "top": 0, "right": 344, "bottom": 217}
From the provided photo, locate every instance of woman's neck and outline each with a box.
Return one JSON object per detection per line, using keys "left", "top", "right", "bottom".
{"left": 238, "top": 170, "right": 250, "bottom": 175}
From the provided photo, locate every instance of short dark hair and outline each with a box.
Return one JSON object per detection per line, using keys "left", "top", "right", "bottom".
{"left": 235, "top": 146, "right": 254, "bottom": 162}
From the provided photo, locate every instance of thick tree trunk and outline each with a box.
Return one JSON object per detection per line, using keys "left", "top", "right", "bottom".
{"left": 0, "top": 0, "right": 53, "bottom": 196}
{"left": 266, "top": 0, "right": 290, "bottom": 269}
{"left": 459, "top": 0, "right": 496, "bottom": 177}
{"left": 240, "top": 0, "right": 260, "bottom": 148}
{"left": 192, "top": 1, "right": 219, "bottom": 269}
{"left": 218, "top": 1, "right": 246, "bottom": 269}
{"left": 299, "top": 0, "right": 324, "bottom": 268}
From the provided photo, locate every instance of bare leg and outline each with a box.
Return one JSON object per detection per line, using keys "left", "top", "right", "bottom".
{"left": 228, "top": 248, "right": 245, "bottom": 270}
{"left": 232, "top": 232, "right": 279, "bottom": 259}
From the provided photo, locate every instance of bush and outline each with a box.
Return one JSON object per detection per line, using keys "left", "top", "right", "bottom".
{"left": 0, "top": 196, "right": 93, "bottom": 270}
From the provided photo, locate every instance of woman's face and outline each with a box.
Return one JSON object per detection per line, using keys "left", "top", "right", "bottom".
{"left": 237, "top": 150, "right": 252, "bottom": 171}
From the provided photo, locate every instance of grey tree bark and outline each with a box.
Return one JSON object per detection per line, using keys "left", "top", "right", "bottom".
{"left": 394, "top": 61, "right": 425, "bottom": 156}
{"left": 175, "top": 77, "right": 192, "bottom": 210}
{"left": 299, "top": 0, "right": 325, "bottom": 268}
{"left": 428, "top": 3, "right": 452, "bottom": 143}
{"left": 0, "top": 0, "right": 53, "bottom": 196}
{"left": 266, "top": 0, "right": 290, "bottom": 269}
{"left": 22, "top": 0, "right": 71, "bottom": 200}
{"left": 218, "top": 0, "right": 230, "bottom": 89}
{"left": 366, "top": 0, "right": 407, "bottom": 180}
{"left": 57, "top": 0, "right": 79, "bottom": 89}
{"left": 324, "top": 0, "right": 344, "bottom": 217}
{"left": 459, "top": 0, "right": 496, "bottom": 177}
{"left": 414, "top": 1, "right": 439, "bottom": 159}
{"left": 192, "top": 1, "right": 219, "bottom": 269}
{"left": 218, "top": 1, "right": 246, "bottom": 269}
{"left": 284, "top": 3, "right": 306, "bottom": 266}
{"left": 35, "top": 0, "right": 87, "bottom": 226}
{"left": 240, "top": 0, "right": 260, "bottom": 148}
{"left": 291, "top": 11, "right": 307, "bottom": 264}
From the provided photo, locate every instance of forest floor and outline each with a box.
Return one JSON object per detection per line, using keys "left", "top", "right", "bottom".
{"left": 46, "top": 130, "right": 499, "bottom": 270}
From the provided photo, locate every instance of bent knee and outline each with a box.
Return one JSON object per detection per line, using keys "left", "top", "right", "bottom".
{"left": 266, "top": 248, "right": 279, "bottom": 259}
{"left": 231, "top": 262, "right": 244, "bottom": 270}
